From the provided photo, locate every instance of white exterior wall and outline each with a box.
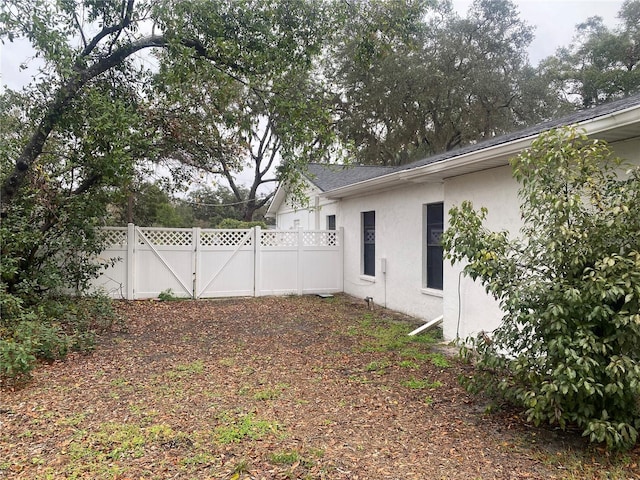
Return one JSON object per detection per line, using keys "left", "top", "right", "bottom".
{"left": 339, "top": 182, "right": 444, "bottom": 323}
{"left": 443, "top": 165, "right": 520, "bottom": 340}
{"left": 442, "top": 136, "right": 640, "bottom": 341}
{"left": 274, "top": 183, "right": 340, "bottom": 230}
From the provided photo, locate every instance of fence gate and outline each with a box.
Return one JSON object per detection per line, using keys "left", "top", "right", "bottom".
{"left": 134, "top": 226, "right": 198, "bottom": 299}
{"left": 92, "top": 224, "right": 343, "bottom": 300}
{"left": 195, "top": 229, "right": 255, "bottom": 298}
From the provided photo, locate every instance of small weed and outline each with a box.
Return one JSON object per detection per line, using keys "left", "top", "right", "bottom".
{"left": 269, "top": 450, "right": 300, "bottom": 465}
{"left": 399, "top": 348, "right": 430, "bottom": 361}
{"left": 348, "top": 375, "right": 371, "bottom": 384}
{"left": 231, "top": 458, "right": 250, "bottom": 475}
{"left": 252, "top": 383, "right": 288, "bottom": 400}
{"left": 309, "top": 447, "right": 325, "bottom": 458}
{"left": 58, "top": 412, "right": 88, "bottom": 427}
{"left": 428, "top": 353, "right": 451, "bottom": 368}
{"left": 398, "top": 360, "right": 419, "bottom": 369}
{"left": 146, "top": 424, "right": 176, "bottom": 441}
{"left": 167, "top": 360, "right": 204, "bottom": 378}
{"left": 68, "top": 423, "right": 146, "bottom": 462}
{"left": 401, "top": 377, "right": 443, "bottom": 389}
{"left": 351, "top": 316, "right": 440, "bottom": 354}
{"left": 531, "top": 448, "right": 637, "bottom": 479}
{"left": 158, "top": 288, "right": 180, "bottom": 301}
{"left": 365, "top": 359, "right": 391, "bottom": 372}
{"left": 214, "top": 412, "right": 280, "bottom": 444}
{"left": 219, "top": 357, "right": 236, "bottom": 367}
{"left": 180, "top": 452, "right": 216, "bottom": 467}
{"left": 109, "top": 376, "right": 129, "bottom": 387}
{"left": 424, "top": 396, "right": 434, "bottom": 405}
{"left": 253, "top": 387, "right": 281, "bottom": 401}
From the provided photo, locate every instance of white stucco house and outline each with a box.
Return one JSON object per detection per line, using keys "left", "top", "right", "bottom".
{"left": 266, "top": 94, "right": 640, "bottom": 341}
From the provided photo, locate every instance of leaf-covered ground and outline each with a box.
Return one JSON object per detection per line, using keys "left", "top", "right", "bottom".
{"left": 1, "top": 295, "right": 638, "bottom": 479}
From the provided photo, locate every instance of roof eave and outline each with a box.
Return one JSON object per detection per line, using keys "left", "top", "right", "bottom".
{"left": 265, "top": 182, "right": 287, "bottom": 218}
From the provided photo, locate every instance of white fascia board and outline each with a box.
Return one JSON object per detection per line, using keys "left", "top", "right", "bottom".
{"left": 265, "top": 183, "right": 288, "bottom": 218}
{"left": 266, "top": 178, "right": 321, "bottom": 216}
{"left": 321, "top": 103, "right": 640, "bottom": 199}
{"left": 585, "top": 104, "right": 640, "bottom": 136}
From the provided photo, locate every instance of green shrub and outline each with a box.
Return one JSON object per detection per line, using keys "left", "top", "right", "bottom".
{"left": 158, "top": 288, "right": 179, "bottom": 301}
{"left": 216, "top": 218, "right": 267, "bottom": 229}
{"left": 14, "top": 321, "right": 69, "bottom": 361}
{"left": 0, "top": 339, "right": 36, "bottom": 381}
{"left": 444, "top": 127, "right": 640, "bottom": 450}
{"left": 0, "top": 290, "right": 118, "bottom": 383}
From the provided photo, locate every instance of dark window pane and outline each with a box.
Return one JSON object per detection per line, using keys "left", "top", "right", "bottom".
{"left": 363, "top": 211, "right": 375, "bottom": 276}
{"left": 426, "top": 203, "right": 443, "bottom": 290}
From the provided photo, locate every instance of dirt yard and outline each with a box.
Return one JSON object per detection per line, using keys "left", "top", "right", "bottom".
{"left": 1, "top": 295, "right": 638, "bottom": 479}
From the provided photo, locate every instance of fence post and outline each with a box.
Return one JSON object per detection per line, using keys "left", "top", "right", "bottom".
{"left": 192, "top": 227, "right": 200, "bottom": 299}
{"left": 127, "top": 223, "right": 135, "bottom": 300}
{"left": 338, "top": 226, "right": 344, "bottom": 292}
{"left": 297, "top": 227, "right": 304, "bottom": 295}
{"left": 254, "top": 226, "right": 261, "bottom": 297}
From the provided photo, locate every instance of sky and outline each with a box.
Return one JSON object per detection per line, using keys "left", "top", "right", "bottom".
{"left": 0, "top": 0, "right": 627, "bottom": 92}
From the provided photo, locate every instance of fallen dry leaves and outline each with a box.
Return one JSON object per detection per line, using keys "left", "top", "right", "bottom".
{"left": 1, "top": 295, "right": 638, "bottom": 479}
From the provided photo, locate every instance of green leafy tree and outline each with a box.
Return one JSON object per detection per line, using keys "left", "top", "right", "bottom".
{"left": 0, "top": 0, "right": 339, "bottom": 209}
{"left": 109, "top": 182, "right": 194, "bottom": 227}
{"left": 328, "top": 0, "right": 563, "bottom": 166}
{"left": 148, "top": 1, "right": 339, "bottom": 221}
{"left": 443, "top": 127, "right": 640, "bottom": 450}
{"left": 540, "top": 0, "right": 640, "bottom": 107}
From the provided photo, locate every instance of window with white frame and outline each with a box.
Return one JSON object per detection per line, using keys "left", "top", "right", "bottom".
{"left": 424, "top": 203, "right": 443, "bottom": 290}
{"left": 326, "top": 214, "right": 336, "bottom": 230}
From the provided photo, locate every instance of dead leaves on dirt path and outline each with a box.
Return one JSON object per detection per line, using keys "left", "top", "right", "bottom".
{"left": 2, "top": 295, "right": 639, "bottom": 479}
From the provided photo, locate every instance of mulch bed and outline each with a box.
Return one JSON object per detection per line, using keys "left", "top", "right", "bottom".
{"left": 1, "top": 295, "right": 638, "bottom": 479}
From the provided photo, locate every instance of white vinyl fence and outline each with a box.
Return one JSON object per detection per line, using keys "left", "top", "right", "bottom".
{"left": 91, "top": 224, "right": 343, "bottom": 300}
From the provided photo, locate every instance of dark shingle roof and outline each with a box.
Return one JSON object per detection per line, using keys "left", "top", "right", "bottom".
{"left": 305, "top": 163, "right": 394, "bottom": 192}
{"left": 306, "top": 93, "right": 640, "bottom": 191}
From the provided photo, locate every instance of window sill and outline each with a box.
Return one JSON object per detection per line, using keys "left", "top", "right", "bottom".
{"left": 421, "top": 287, "right": 443, "bottom": 298}
{"left": 359, "top": 275, "right": 376, "bottom": 283}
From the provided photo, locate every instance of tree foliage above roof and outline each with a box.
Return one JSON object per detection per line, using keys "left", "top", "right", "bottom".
{"left": 540, "top": 0, "right": 640, "bottom": 107}
{"left": 326, "top": 0, "right": 567, "bottom": 166}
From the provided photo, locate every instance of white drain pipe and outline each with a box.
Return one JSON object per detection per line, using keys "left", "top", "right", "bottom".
{"left": 408, "top": 315, "right": 444, "bottom": 336}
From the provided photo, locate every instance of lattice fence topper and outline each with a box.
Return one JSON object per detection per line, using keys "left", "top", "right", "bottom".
{"left": 303, "top": 231, "right": 339, "bottom": 247}
{"left": 200, "top": 229, "right": 253, "bottom": 247}
{"left": 101, "top": 228, "right": 128, "bottom": 247}
{"left": 260, "top": 230, "right": 298, "bottom": 247}
{"left": 138, "top": 228, "right": 193, "bottom": 247}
